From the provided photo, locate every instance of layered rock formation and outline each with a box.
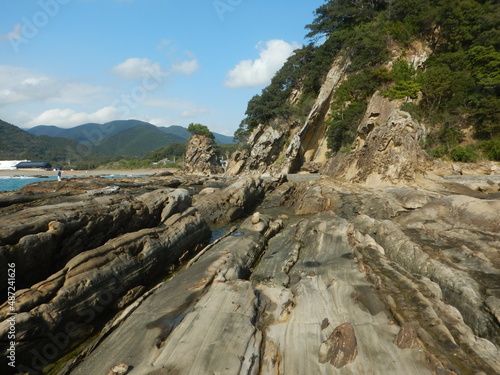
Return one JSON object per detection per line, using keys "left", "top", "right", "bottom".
{"left": 225, "top": 40, "right": 437, "bottom": 179}
{"left": 280, "top": 55, "right": 350, "bottom": 175}
{"left": 0, "top": 187, "right": 191, "bottom": 291}
{"left": 183, "top": 134, "right": 223, "bottom": 175}
{"left": 45, "top": 174, "right": 499, "bottom": 375}
{"left": 193, "top": 175, "right": 267, "bottom": 224}
{"left": 325, "top": 92, "right": 432, "bottom": 184}
{"left": 1, "top": 168, "right": 499, "bottom": 374}
{"left": 0, "top": 174, "right": 267, "bottom": 374}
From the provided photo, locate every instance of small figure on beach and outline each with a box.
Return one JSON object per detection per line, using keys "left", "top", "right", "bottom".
{"left": 57, "top": 170, "right": 62, "bottom": 181}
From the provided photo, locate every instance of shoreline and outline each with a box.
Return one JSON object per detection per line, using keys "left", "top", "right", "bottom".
{"left": 0, "top": 168, "right": 175, "bottom": 178}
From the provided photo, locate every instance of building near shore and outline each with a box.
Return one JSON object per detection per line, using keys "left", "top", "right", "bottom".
{"left": 0, "top": 160, "right": 29, "bottom": 170}
{"left": 15, "top": 161, "right": 53, "bottom": 170}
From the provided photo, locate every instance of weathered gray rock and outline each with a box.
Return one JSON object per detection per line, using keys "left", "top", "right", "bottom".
{"left": 193, "top": 176, "right": 266, "bottom": 224}
{"left": 65, "top": 215, "right": 281, "bottom": 375}
{"left": 0, "top": 188, "right": 188, "bottom": 292}
{"left": 352, "top": 225, "right": 500, "bottom": 373}
{"left": 2, "top": 170, "right": 499, "bottom": 374}
{"left": 64, "top": 211, "right": 437, "bottom": 375}
{"left": 183, "top": 134, "right": 223, "bottom": 175}
{"left": 251, "top": 212, "right": 434, "bottom": 374}
{"left": 0, "top": 205, "right": 211, "bottom": 373}
{"left": 257, "top": 177, "right": 500, "bottom": 373}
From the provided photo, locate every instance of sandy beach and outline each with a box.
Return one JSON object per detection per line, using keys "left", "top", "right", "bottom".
{"left": 0, "top": 168, "right": 175, "bottom": 178}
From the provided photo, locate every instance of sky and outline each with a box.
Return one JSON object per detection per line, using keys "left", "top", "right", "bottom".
{"left": 0, "top": 0, "right": 325, "bottom": 136}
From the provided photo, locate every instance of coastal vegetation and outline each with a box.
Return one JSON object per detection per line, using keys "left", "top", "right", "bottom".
{"left": 236, "top": 0, "right": 500, "bottom": 161}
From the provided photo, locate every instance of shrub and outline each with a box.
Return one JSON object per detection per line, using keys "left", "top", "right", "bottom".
{"left": 426, "top": 145, "right": 448, "bottom": 159}
{"left": 450, "top": 145, "right": 479, "bottom": 162}
{"left": 478, "top": 137, "right": 500, "bottom": 161}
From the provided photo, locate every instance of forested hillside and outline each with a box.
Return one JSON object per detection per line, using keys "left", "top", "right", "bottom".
{"left": 236, "top": 0, "right": 499, "bottom": 162}
{"left": 0, "top": 120, "right": 82, "bottom": 162}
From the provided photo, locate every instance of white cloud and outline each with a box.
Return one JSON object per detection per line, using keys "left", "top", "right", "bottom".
{"left": 170, "top": 59, "right": 200, "bottom": 76}
{"left": 144, "top": 98, "right": 210, "bottom": 119}
{"left": 148, "top": 117, "right": 174, "bottom": 127}
{"left": 144, "top": 98, "right": 193, "bottom": 110}
{"left": 224, "top": 39, "right": 300, "bottom": 88}
{"left": 0, "top": 24, "right": 22, "bottom": 42}
{"left": 110, "top": 58, "right": 164, "bottom": 79}
{"left": 180, "top": 107, "right": 210, "bottom": 118}
{"left": 0, "top": 65, "right": 109, "bottom": 106}
{"left": 0, "top": 66, "right": 51, "bottom": 105}
{"left": 25, "top": 106, "right": 120, "bottom": 128}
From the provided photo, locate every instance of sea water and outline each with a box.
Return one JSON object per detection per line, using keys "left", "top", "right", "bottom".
{"left": 0, "top": 176, "right": 58, "bottom": 191}
{"left": 0, "top": 174, "right": 150, "bottom": 192}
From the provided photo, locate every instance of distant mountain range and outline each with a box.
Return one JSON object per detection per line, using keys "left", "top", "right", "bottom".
{"left": 27, "top": 120, "right": 234, "bottom": 148}
{"left": 0, "top": 119, "right": 235, "bottom": 163}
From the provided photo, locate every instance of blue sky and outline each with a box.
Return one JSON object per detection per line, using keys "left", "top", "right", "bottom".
{"left": 0, "top": 0, "right": 324, "bottom": 136}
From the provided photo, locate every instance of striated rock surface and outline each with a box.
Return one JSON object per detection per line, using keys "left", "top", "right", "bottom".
{"left": 0, "top": 188, "right": 190, "bottom": 291}
{"left": 193, "top": 175, "right": 267, "bottom": 224}
{"left": 325, "top": 92, "right": 431, "bottom": 184}
{"left": 183, "top": 134, "right": 223, "bottom": 175}
{"left": 1, "top": 171, "right": 499, "bottom": 375}
{"left": 0, "top": 204, "right": 211, "bottom": 372}
{"left": 67, "top": 211, "right": 436, "bottom": 375}
{"left": 0, "top": 175, "right": 268, "bottom": 374}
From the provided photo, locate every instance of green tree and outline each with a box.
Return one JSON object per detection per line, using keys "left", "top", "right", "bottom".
{"left": 306, "top": 0, "right": 387, "bottom": 41}
{"left": 468, "top": 45, "right": 500, "bottom": 88}
{"left": 327, "top": 101, "right": 367, "bottom": 153}
{"left": 384, "top": 59, "right": 421, "bottom": 100}
{"left": 385, "top": 0, "right": 435, "bottom": 45}
{"left": 187, "top": 123, "right": 215, "bottom": 140}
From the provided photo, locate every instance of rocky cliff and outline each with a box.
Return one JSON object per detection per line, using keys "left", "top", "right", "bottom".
{"left": 226, "top": 55, "right": 351, "bottom": 177}
{"left": 224, "top": 31, "right": 443, "bottom": 182}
